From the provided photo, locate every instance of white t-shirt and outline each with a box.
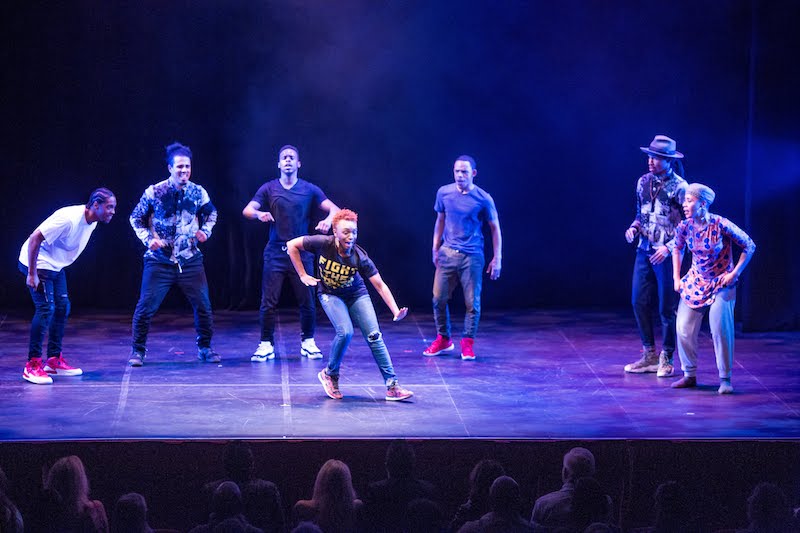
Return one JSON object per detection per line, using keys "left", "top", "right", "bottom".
{"left": 19, "top": 205, "right": 98, "bottom": 272}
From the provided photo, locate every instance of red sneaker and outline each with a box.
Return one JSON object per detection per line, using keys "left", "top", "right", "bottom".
{"left": 23, "top": 357, "right": 53, "bottom": 385}
{"left": 461, "top": 338, "right": 476, "bottom": 360}
{"left": 44, "top": 354, "right": 83, "bottom": 376}
{"left": 422, "top": 335, "right": 454, "bottom": 356}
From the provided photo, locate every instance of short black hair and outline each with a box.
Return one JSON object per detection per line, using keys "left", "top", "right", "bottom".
{"left": 279, "top": 145, "right": 300, "bottom": 159}
{"left": 165, "top": 142, "right": 192, "bottom": 165}
{"left": 456, "top": 155, "right": 477, "bottom": 169}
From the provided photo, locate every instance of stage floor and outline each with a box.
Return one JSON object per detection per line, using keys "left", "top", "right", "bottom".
{"left": 1, "top": 308, "right": 799, "bottom": 441}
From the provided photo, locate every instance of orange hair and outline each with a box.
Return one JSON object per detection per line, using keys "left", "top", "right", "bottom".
{"left": 332, "top": 209, "right": 358, "bottom": 229}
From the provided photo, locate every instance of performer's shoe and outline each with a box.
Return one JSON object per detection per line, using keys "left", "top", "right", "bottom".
{"left": 252, "top": 341, "right": 275, "bottom": 362}
{"left": 44, "top": 354, "right": 83, "bottom": 376}
{"left": 423, "top": 335, "right": 454, "bottom": 356}
{"left": 624, "top": 348, "right": 659, "bottom": 373}
{"left": 460, "top": 338, "right": 476, "bottom": 361}
{"left": 318, "top": 370, "right": 342, "bottom": 400}
{"left": 718, "top": 380, "right": 734, "bottom": 395}
{"left": 385, "top": 382, "right": 414, "bottom": 401}
{"left": 198, "top": 347, "right": 221, "bottom": 364}
{"left": 656, "top": 352, "right": 675, "bottom": 377}
{"left": 129, "top": 351, "right": 145, "bottom": 367}
{"left": 301, "top": 338, "right": 323, "bottom": 360}
{"left": 671, "top": 376, "right": 697, "bottom": 389}
{"left": 23, "top": 357, "right": 53, "bottom": 385}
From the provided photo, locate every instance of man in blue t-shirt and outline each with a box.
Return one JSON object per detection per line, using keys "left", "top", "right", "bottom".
{"left": 242, "top": 145, "right": 340, "bottom": 361}
{"left": 423, "top": 155, "right": 502, "bottom": 361}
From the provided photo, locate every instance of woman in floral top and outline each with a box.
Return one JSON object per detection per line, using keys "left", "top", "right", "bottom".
{"left": 670, "top": 183, "right": 756, "bottom": 394}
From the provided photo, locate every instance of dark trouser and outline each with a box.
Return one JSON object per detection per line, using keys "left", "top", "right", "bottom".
{"left": 631, "top": 249, "right": 678, "bottom": 355}
{"left": 432, "top": 246, "right": 484, "bottom": 339}
{"left": 19, "top": 262, "right": 69, "bottom": 359}
{"left": 131, "top": 256, "right": 213, "bottom": 353}
{"left": 259, "top": 244, "right": 316, "bottom": 343}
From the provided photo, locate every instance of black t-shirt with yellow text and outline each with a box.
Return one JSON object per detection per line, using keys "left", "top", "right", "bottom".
{"left": 302, "top": 235, "right": 378, "bottom": 304}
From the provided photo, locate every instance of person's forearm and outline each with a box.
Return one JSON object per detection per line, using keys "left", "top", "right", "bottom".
{"left": 672, "top": 249, "right": 682, "bottom": 281}
{"left": 27, "top": 233, "right": 43, "bottom": 275}
{"left": 376, "top": 284, "right": 400, "bottom": 315}
{"left": 323, "top": 202, "right": 340, "bottom": 222}
{"left": 432, "top": 223, "right": 444, "bottom": 251}
{"left": 242, "top": 205, "right": 262, "bottom": 219}
{"left": 491, "top": 225, "right": 502, "bottom": 262}
{"left": 286, "top": 240, "right": 308, "bottom": 277}
{"left": 731, "top": 251, "right": 753, "bottom": 277}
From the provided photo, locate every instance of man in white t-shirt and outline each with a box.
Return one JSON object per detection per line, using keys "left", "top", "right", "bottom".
{"left": 18, "top": 188, "right": 117, "bottom": 384}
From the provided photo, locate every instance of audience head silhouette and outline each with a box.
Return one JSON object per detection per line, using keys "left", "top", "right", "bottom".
{"left": 112, "top": 492, "right": 151, "bottom": 533}
{"left": 747, "top": 482, "right": 793, "bottom": 531}
{"left": 489, "top": 476, "right": 522, "bottom": 515}
{"left": 223, "top": 442, "right": 255, "bottom": 484}
{"left": 212, "top": 481, "right": 244, "bottom": 520}
{"left": 469, "top": 459, "right": 506, "bottom": 502}
{"left": 562, "top": 447, "right": 596, "bottom": 483}
{"left": 385, "top": 439, "right": 416, "bottom": 479}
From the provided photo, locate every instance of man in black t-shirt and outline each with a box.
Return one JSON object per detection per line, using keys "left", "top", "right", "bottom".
{"left": 286, "top": 209, "right": 414, "bottom": 401}
{"left": 243, "top": 145, "right": 340, "bottom": 362}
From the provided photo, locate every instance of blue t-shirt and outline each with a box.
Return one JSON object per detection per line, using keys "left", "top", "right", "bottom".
{"left": 434, "top": 183, "right": 498, "bottom": 255}
{"left": 251, "top": 179, "right": 327, "bottom": 244}
{"left": 302, "top": 235, "right": 378, "bottom": 304}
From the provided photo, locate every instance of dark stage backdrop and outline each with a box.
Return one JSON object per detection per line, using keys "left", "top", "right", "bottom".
{"left": 2, "top": 1, "right": 797, "bottom": 330}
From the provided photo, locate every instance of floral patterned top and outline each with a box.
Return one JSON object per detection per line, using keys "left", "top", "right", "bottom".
{"left": 130, "top": 179, "right": 217, "bottom": 266}
{"left": 674, "top": 214, "right": 756, "bottom": 308}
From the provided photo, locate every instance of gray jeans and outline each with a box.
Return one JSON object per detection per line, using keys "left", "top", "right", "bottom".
{"left": 432, "top": 246, "right": 484, "bottom": 338}
{"left": 676, "top": 287, "right": 736, "bottom": 379}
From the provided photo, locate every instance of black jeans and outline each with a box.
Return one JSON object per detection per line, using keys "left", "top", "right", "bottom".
{"left": 131, "top": 256, "right": 213, "bottom": 353}
{"left": 19, "top": 262, "right": 69, "bottom": 359}
{"left": 259, "top": 243, "right": 316, "bottom": 343}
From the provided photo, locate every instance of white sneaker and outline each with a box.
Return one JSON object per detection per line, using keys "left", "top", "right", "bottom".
{"left": 301, "top": 338, "right": 323, "bottom": 360}
{"left": 251, "top": 341, "right": 275, "bottom": 362}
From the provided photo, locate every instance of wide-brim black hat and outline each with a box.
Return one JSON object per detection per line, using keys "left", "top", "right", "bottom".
{"left": 640, "top": 135, "right": 684, "bottom": 159}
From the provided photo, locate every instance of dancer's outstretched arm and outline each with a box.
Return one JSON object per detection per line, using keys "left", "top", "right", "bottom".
{"left": 368, "top": 273, "right": 407, "bottom": 321}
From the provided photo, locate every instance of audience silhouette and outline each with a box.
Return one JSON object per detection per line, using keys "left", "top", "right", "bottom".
{"left": 203, "top": 442, "right": 285, "bottom": 533}
{"left": 363, "top": 439, "right": 437, "bottom": 532}
{"left": 458, "top": 475, "right": 534, "bottom": 532}
{"left": 41, "top": 455, "right": 109, "bottom": 533}
{"left": 293, "top": 459, "right": 363, "bottom": 532}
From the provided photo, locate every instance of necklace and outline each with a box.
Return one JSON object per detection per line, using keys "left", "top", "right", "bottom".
{"left": 649, "top": 177, "right": 664, "bottom": 207}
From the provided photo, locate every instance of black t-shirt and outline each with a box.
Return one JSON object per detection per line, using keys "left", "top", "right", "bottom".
{"left": 302, "top": 235, "right": 378, "bottom": 303}
{"left": 251, "top": 179, "right": 327, "bottom": 243}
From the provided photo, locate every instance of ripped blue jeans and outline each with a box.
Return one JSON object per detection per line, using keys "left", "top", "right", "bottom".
{"left": 317, "top": 293, "right": 397, "bottom": 386}
{"left": 19, "top": 262, "right": 69, "bottom": 359}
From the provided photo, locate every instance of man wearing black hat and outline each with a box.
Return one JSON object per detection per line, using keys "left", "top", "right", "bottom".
{"left": 623, "top": 135, "right": 687, "bottom": 377}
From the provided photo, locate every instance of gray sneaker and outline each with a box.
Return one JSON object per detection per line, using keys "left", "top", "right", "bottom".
{"left": 129, "top": 351, "right": 145, "bottom": 367}
{"left": 198, "top": 347, "right": 221, "bottom": 364}
{"left": 624, "top": 348, "right": 659, "bottom": 373}
{"left": 656, "top": 352, "right": 675, "bottom": 377}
